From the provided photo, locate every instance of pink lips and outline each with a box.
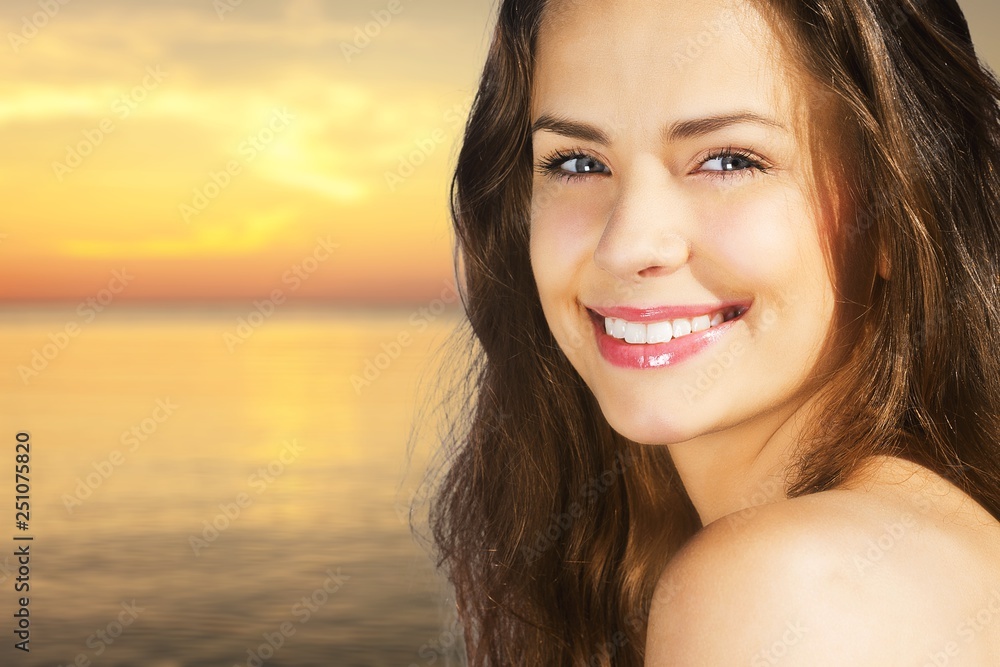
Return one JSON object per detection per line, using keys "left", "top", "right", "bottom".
{"left": 585, "top": 302, "right": 750, "bottom": 370}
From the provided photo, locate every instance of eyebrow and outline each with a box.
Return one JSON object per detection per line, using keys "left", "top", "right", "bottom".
{"left": 530, "top": 111, "right": 786, "bottom": 144}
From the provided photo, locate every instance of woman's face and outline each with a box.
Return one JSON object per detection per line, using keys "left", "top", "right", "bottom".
{"left": 529, "top": 0, "right": 850, "bottom": 445}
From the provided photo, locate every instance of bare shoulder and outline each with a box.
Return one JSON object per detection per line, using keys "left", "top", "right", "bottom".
{"left": 645, "top": 463, "right": 1000, "bottom": 666}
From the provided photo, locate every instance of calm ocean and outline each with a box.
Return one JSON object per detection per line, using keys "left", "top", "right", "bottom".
{"left": 0, "top": 304, "right": 466, "bottom": 667}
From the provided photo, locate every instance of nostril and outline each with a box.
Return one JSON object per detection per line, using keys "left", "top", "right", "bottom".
{"left": 637, "top": 264, "right": 682, "bottom": 279}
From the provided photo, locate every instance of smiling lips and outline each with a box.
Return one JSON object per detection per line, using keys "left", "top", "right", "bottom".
{"left": 600, "top": 306, "right": 747, "bottom": 345}
{"left": 586, "top": 303, "right": 751, "bottom": 369}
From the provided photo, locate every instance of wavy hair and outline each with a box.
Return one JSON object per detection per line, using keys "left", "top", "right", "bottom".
{"left": 416, "top": 0, "right": 1000, "bottom": 664}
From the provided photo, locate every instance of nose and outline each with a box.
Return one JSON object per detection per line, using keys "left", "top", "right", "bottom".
{"left": 593, "top": 169, "right": 691, "bottom": 282}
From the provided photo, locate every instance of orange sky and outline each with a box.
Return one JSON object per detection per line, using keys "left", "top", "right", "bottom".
{"left": 0, "top": 0, "right": 997, "bottom": 304}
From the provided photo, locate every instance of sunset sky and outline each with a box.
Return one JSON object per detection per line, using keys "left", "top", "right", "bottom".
{"left": 1, "top": 0, "right": 997, "bottom": 304}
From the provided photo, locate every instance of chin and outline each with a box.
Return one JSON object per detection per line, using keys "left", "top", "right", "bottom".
{"left": 596, "top": 396, "right": 704, "bottom": 446}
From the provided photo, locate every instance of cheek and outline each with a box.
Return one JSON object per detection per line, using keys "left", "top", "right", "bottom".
{"left": 699, "top": 188, "right": 837, "bottom": 372}
{"left": 530, "top": 189, "right": 605, "bottom": 355}
{"left": 698, "top": 188, "right": 826, "bottom": 290}
{"left": 530, "top": 186, "right": 601, "bottom": 294}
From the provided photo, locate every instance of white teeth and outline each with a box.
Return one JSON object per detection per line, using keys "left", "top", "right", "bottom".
{"left": 624, "top": 322, "right": 646, "bottom": 344}
{"left": 671, "top": 318, "right": 693, "bottom": 338}
{"left": 612, "top": 318, "right": 627, "bottom": 339}
{"left": 646, "top": 320, "right": 673, "bottom": 344}
{"left": 603, "top": 307, "right": 744, "bottom": 345}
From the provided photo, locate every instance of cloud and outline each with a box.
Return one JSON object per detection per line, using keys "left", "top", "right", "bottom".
{"left": 0, "top": 0, "right": 489, "bottom": 300}
{"left": 56, "top": 209, "right": 300, "bottom": 259}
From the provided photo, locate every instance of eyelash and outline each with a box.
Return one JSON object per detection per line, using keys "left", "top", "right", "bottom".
{"left": 534, "top": 146, "right": 770, "bottom": 183}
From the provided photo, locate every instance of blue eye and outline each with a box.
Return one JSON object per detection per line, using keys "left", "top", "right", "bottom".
{"left": 536, "top": 150, "right": 611, "bottom": 182}
{"left": 703, "top": 155, "right": 753, "bottom": 171}
{"left": 563, "top": 156, "right": 606, "bottom": 174}
{"left": 535, "top": 147, "right": 769, "bottom": 182}
{"left": 699, "top": 149, "right": 768, "bottom": 176}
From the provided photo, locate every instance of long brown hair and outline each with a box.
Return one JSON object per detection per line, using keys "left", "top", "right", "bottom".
{"left": 415, "top": 0, "right": 1000, "bottom": 664}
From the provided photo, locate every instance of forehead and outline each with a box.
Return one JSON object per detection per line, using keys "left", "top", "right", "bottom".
{"left": 532, "top": 0, "right": 801, "bottom": 133}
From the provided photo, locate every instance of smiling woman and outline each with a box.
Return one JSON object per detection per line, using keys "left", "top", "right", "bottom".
{"left": 421, "top": 0, "right": 1000, "bottom": 665}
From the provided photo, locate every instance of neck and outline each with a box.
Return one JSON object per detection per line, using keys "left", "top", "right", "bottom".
{"left": 665, "top": 389, "right": 825, "bottom": 526}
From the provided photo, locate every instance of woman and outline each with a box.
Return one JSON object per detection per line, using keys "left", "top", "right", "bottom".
{"left": 421, "top": 0, "right": 1000, "bottom": 664}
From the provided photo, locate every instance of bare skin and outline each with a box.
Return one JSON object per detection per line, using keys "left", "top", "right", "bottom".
{"left": 529, "top": 0, "right": 1000, "bottom": 662}
{"left": 646, "top": 456, "right": 1000, "bottom": 665}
